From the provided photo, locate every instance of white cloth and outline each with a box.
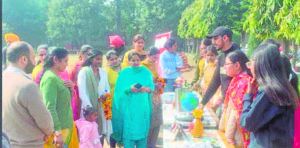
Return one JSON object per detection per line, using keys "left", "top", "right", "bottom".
{"left": 77, "top": 67, "right": 112, "bottom": 140}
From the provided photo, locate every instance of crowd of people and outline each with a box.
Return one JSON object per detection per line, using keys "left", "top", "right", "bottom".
{"left": 2, "top": 26, "right": 299, "bottom": 148}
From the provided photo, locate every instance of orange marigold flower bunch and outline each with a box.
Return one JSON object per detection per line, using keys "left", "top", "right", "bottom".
{"left": 156, "top": 78, "right": 165, "bottom": 94}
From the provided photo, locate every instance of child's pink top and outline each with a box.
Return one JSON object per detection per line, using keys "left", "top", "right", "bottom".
{"left": 75, "top": 118, "right": 102, "bottom": 148}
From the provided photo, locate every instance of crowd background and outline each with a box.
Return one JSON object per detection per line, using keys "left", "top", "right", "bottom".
{"left": 2, "top": 0, "right": 300, "bottom": 68}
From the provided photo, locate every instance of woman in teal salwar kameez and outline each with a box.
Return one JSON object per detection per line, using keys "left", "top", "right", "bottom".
{"left": 112, "top": 51, "right": 154, "bottom": 148}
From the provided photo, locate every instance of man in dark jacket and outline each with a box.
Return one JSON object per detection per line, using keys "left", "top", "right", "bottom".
{"left": 201, "top": 26, "right": 240, "bottom": 106}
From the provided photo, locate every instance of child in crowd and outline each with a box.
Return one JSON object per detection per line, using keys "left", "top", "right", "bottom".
{"left": 75, "top": 106, "right": 102, "bottom": 148}
{"left": 197, "top": 45, "right": 221, "bottom": 110}
{"left": 219, "top": 50, "right": 252, "bottom": 147}
{"left": 201, "top": 45, "right": 218, "bottom": 95}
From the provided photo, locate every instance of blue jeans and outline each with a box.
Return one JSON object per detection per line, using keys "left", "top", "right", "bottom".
{"left": 164, "top": 78, "right": 176, "bottom": 92}
{"left": 123, "top": 138, "right": 147, "bottom": 148}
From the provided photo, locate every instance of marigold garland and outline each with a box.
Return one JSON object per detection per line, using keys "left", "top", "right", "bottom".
{"left": 102, "top": 93, "right": 112, "bottom": 120}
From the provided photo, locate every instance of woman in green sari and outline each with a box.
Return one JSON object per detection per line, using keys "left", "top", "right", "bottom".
{"left": 112, "top": 51, "right": 154, "bottom": 148}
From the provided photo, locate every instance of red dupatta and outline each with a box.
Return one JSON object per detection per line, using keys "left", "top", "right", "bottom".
{"left": 224, "top": 73, "right": 252, "bottom": 148}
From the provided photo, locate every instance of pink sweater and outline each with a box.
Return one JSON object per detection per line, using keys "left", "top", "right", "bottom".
{"left": 75, "top": 118, "right": 102, "bottom": 148}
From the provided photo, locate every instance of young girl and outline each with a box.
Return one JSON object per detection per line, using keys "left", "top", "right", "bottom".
{"left": 104, "top": 50, "right": 121, "bottom": 148}
{"left": 240, "top": 42, "right": 298, "bottom": 148}
{"left": 192, "top": 39, "right": 211, "bottom": 91}
{"left": 220, "top": 50, "right": 252, "bottom": 147}
{"left": 112, "top": 51, "right": 154, "bottom": 148}
{"left": 201, "top": 45, "right": 218, "bottom": 95}
{"left": 201, "top": 46, "right": 221, "bottom": 110}
{"left": 77, "top": 49, "right": 112, "bottom": 145}
{"left": 75, "top": 106, "right": 102, "bottom": 148}
{"left": 121, "top": 34, "right": 147, "bottom": 69}
{"left": 141, "top": 47, "right": 164, "bottom": 148}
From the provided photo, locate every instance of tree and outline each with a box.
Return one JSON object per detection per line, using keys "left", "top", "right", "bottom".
{"left": 275, "top": 0, "right": 300, "bottom": 65}
{"left": 2, "top": 0, "right": 48, "bottom": 47}
{"left": 47, "top": 0, "right": 108, "bottom": 48}
{"left": 178, "top": 0, "right": 250, "bottom": 42}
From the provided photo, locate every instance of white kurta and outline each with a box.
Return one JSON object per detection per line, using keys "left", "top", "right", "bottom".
{"left": 77, "top": 66, "right": 112, "bottom": 142}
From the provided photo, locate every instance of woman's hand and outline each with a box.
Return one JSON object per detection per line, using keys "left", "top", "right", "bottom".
{"left": 63, "top": 80, "right": 73, "bottom": 88}
{"left": 247, "top": 78, "right": 258, "bottom": 95}
{"left": 131, "top": 85, "right": 140, "bottom": 93}
{"left": 140, "top": 87, "right": 151, "bottom": 93}
{"left": 98, "top": 95, "right": 106, "bottom": 102}
{"left": 54, "top": 132, "right": 63, "bottom": 148}
{"left": 193, "top": 83, "right": 200, "bottom": 89}
{"left": 43, "top": 135, "right": 50, "bottom": 142}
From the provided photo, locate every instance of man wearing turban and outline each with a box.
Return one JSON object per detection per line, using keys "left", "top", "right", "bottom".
{"left": 3, "top": 33, "right": 20, "bottom": 69}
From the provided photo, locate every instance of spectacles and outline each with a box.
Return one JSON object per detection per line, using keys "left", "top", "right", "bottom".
{"left": 38, "top": 53, "right": 47, "bottom": 57}
{"left": 246, "top": 61, "right": 252, "bottom": 68}
{"left": 224, "top": 62, "right": 235, "bottom": 66}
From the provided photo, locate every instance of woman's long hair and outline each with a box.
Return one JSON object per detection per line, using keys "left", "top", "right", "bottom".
{"left": 39, "top": 47, "right": 68, "bottom": 83}
{"left": 252, "top": 43, "right": 298, "bottom": 109}
{"left": 227, "top": 50, "right": 251, "bottom": 76}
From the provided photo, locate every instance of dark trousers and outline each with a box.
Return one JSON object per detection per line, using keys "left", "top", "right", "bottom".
{"left": 147, "top": 126, "right": 160, "bottom": 148}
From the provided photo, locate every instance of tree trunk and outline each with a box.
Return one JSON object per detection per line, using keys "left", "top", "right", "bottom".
{"left": 281, "top": 38, "right": 289, "bottom": 56}
{"left": 241, "top": 31, "right": 247, "bottom": 48}
{"left": 193, "top": 38, "right": 197, "bottom": 54}
{"left": 292, "top": 43, "right": 298, "bottom": 67}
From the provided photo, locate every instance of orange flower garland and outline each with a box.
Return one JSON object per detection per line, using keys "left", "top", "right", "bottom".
{"left": 102, "top": 93, "right": 112, "bottom": 120}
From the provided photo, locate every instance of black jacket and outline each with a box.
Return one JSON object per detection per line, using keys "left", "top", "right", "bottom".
{"left": 201, "top": 43, "right": 239, "bottom": 105}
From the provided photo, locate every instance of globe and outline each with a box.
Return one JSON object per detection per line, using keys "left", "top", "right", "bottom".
{"left": 180, "top": 92, "right": 199, "bottom": 112}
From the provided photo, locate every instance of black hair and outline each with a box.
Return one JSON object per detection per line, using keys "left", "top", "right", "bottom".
{"left": 227, "top": 50, "right": 250, "bottom": 75}
{"left": 36, "top": 44, "right": 49, "bottom": 65}
{"left": 201, "top": 38, "right": 212, "bottom": 46}
{"left": 148, "top": 46, "right": 159, "bottom": 56}
{"left": 259, "top": 39, "right": 280, "bottom": 48}
{"left": 205, "top": 45, "right": 218, "bottom": 56}
{"left": 37, "top": 44, "right": 48, "bottom": 52}
{"left": 164, "top": 39, "right": 176, "bottom": 49}
{"left": 133, "top": 34, "right": 145, "bottom": 42}
{"left": 7, "top": 41, "right": 31, "bottom": 63}
{"left": 252, "top": 43, "right": 298, "bottom": 109}
{"left": 83, "top": 106, "right": 97, "bottom": 117}
{"left": 80, "top": 45, "right": 93, "bottom": 54}
{"left": 82, "top": 49, "right": 103, "bottom": 66}
{"left": 39, "top": 47, "right": 69, "bottom": 83}
{"left": 281, "top": 55, "right": 299, "bottom": 97}
{"left": 106, "top": 50, "right": 118, "bottom": 60}
{"left": 128, "top": 51, "right": 140, "bottom": 61}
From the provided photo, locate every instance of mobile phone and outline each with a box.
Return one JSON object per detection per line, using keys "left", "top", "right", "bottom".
{"left": 134, "top": 83, "right": 142, "bottom": 89}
